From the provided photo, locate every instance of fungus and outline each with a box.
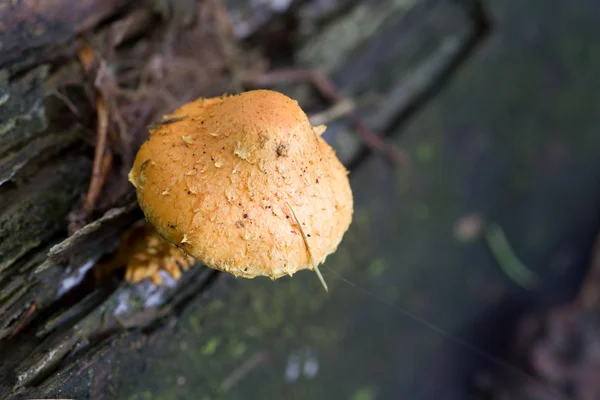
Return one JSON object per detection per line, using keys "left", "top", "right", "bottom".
{"left": 105, "top": 222, "right": 195, "bottom": 286}
{"left": 127, "top": 89, "right": 353, "bottom": 287}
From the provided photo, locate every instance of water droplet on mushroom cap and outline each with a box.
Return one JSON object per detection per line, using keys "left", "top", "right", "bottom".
{"left": 128, "top": 90, "right": 353, "bottom": 280}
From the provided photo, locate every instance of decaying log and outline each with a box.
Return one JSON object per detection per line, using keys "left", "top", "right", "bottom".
{"left": 0, "top": 0, "right": 486, "bottom": 398}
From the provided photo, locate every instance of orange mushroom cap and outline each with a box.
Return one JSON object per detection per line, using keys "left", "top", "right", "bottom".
{"left": 128, "top": 89, "right": 353, "bottom": 280}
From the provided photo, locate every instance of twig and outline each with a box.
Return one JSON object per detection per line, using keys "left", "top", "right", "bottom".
{"left": 484, "top": 224, "right": 538, "bottom": 289}
{"left": 78, "top": 42, "right": 95, "bottom": 72}
{"left": 221, "top": 351, "right": 269, "bottom": 392}
{"left": 9, "top": 303, "right": 37, "bottom": 340}
{"left": 147, "top": 115, "right": 188, "bottom": 130}
{"left": 84, "top": 91, "right": 110, "bottom": 214}
{"left": 308, "top": 98, "right": 355, "bottom": 126}
{"left": 576, "top": 230, "right": 600, "bottom": 309}
{"left": 95, "top": 61, "right": 132, "bottom": 166}
{"left": 98, "top": 150, "right": 113, "bottom": 195}
{"left": 49, "top": 89, "right": 80, "bottom": 116}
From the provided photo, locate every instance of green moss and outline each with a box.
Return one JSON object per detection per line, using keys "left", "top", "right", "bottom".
{"left": 187, "top": 314, "right": 203, "bottom": 334}
{"left": 228, "top": 340, "right": 247, "bottom": 358}
{"left": 367, "top": 258, "right": 388, "bottom": 278}
{"left": 416, "top": 142, "right": 435, "bottom": 162}
{"left": 352, "top": 387, "right": 376, "bottom": 400}
{"left": 202, "top": 337, "right": 221, "bottom": 356}
{"left": 142, "top": 391, "right": 153, "bottom": 400}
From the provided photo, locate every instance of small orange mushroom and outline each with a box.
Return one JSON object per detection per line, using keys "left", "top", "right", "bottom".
{"left": 99, "top": 222, "right": 194, "bottom": 285}
{"left": 127, "top": 89, "right": 353, "bottom": 287}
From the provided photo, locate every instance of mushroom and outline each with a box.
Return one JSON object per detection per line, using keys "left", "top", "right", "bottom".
{"left": 94, "top": 222, "right": 195, "bottom": 286}
{"left": 122, "top": 222, "right": 195, "bottom": 285}
{"left": 127, "top": 89, "right": 353, "bottom": 288}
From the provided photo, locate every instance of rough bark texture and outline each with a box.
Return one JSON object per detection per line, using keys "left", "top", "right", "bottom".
{"left": 0, "top": 0, "right": 134, "bottom": 70}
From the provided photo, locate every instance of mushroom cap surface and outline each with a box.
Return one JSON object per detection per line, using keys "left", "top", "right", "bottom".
{"left": 128, "top": 89, "right": 353, "bottom": 279}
